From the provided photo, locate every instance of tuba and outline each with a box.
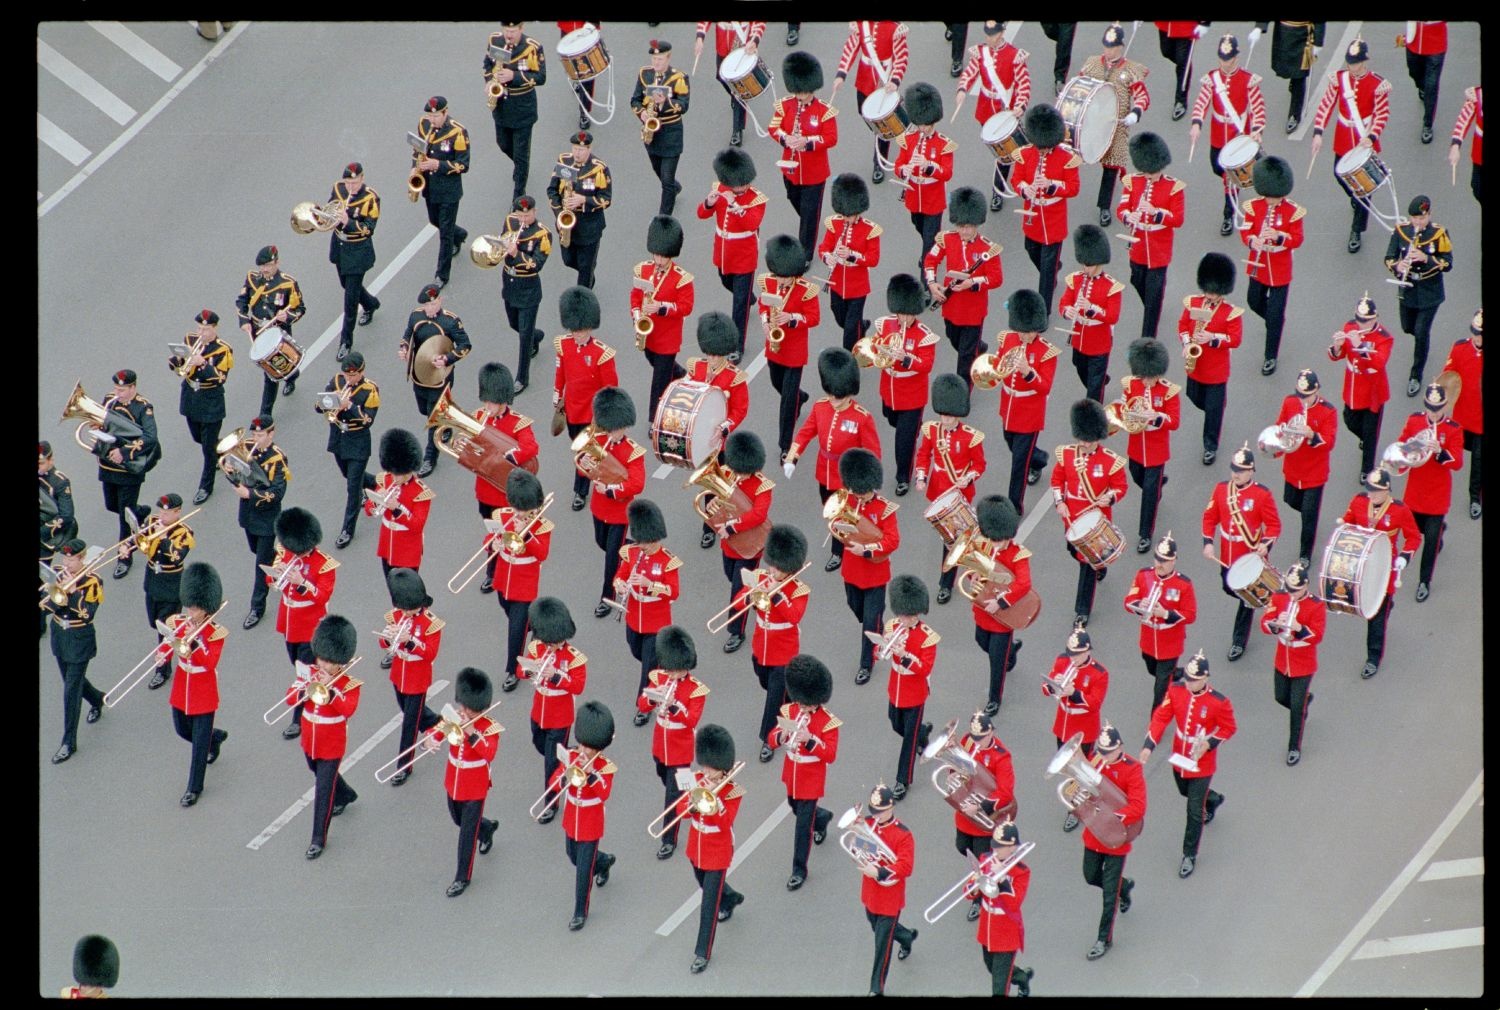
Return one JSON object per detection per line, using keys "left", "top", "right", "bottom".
{"left": 1045, "top": 732, "right": 1141, "bottom": 849}
{"left": 60, "top": 382, "right": 147, "bottom": 471}
{"left": 426, "top": 386, "right": 538, "bottom": 490}
{"left": 215, "top": 428, "right": 270, "bottom": 488}
{"left": 822, "top": 490, "right": 884, "bottom": 547}
{"left": 571, "top": 425, "right": 631, "bottom": 485}
{"left": 970, "top": 345, "right": 1026, "bottom": 391}
{"left": 920, "top": 719, "right": 1010, "bottom": 830}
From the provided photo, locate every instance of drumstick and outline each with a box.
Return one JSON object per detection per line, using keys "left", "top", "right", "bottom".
{"left": 1306, "top": 151, "right": 1316, "bottom": 180}
{"left": 691, "top": 50, "right": 701, "bottom": 77}
{"left": 1188, "top": 134, "right": 1197, "bottom": 164}
{"left": 949, "top": 92, "right": 966, "bottom": 123}
{"left": 1451, "top": 159, "right": 1458, "bottom": 187}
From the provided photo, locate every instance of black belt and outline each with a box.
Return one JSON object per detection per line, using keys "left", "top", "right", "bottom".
{"left": 50, "top": 617, "right": 91, "bottom": 629}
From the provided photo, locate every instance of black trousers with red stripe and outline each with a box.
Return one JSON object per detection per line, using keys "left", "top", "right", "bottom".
{"left": 753, "top": 660, "right": 788, "bottom": 744}
{"left": 981, "top": 948, "right": 1018, "bottom": 997}
{"left": 866, "top": 909, "right": 916, "bottom": 994}
{"left": 974, "top": 625, "right": 1016, "bottom": 710}
{"left": 1273, "top": 670, "right": 1313, "bottom": 752}
{"left": 887, "top": 701, "right": 925, "bottom": 787}
{"left": 307, "top": 755, "right": 356, "bottom": 848}
{"left": 1142, "top": 652, "right": 1178, "bottom": 712}
{"left": 654, "top": 759, "right": 687, "bottom": 847}
{"left": 1081, "top": 848, "right": 1127, "bottom": 943}
{"left": 1282, "top": 482, "right": 1325, "bottom": 563}
{"left": 1128, "top": 459, "right": 1165, "bottom": 542}
{"left": 787, "top": 796, "right": 831, "bottom": 879}
{"left": 1172, "top": 769, "right": 1218, "bottom": 858}
{"left": 692, "top": 866, "right": 741, "bottom": 959}
{"left": 566, "top": 836, "right": 610, "bottom": 919}
{"left": 393, "top": 685, "right": 441, "bottom": 776}
{"left": 446, "top": 795, "right": 486, "bottom": 883}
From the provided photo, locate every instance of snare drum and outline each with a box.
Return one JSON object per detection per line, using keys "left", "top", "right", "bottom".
{"left": 250, "top": 327, "right": 303, "bottom": 380}
{"left": 861, "top": 90, "right": 910, "bottom": 140}
{"left": 1318, "top": 523, "right": 1391, "bottom": 618}
{"left": 1055, "top": 77, "right": 1118, "bottom": 165}
{"left": 650, "top": 379, "right": 729, "bottom": 469}
{"left": 923, "top": 488, "right": 978, "bottom": 546}
{"left": 557, "top": 26, "right": 610, "bottom": 82}
{"left": 979, "top": 111, "right": 1027, "bottom": 164}
{"left": 1225, "top": 553, "right": 1283, "bottom": 609}
{"left": 1065, "top": 509, "right": 1125, "bottom": 570}
{"left": 719, "top": 46, "right": 771, "bottom": 102}
{"left": 1335, "top": 147, "right": 1390, "bottom": 197}
{"left": 1219, "top": 135, "right": 1262, "bottom": 188}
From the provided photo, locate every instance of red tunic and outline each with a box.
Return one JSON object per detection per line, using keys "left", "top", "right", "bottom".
{"left": 1120, "top": 377, "right": 1180, "bottom": 468}
{"left": 835, "top": 20, "right": 909, "bottom": 96}
{"left": 924, "top": 231, "right": 1003, "bottom": 327}
{"left": 740, "top": 574, "right": 809, "bottom": 666}
{"left": 271, "top": 547, "right": 338, "bottom": 644}
{"left": 717, "top": 473, "right": 774, "bottom": 561}
{"left": 519, "top": 640, "right": 586, "bottom": 731}
{"left": 630, "top": 261, "right": 695, "bottom": 356}
{"left": 553, "top": 335, "right": 619, "bottom": 426}
{"left": 956, "top": 42, "right": 1031, "bottom": 124}
{"left": 1442, "top": 338, "right": 1483, "bottom": 435}
{"left": 697, "top": 186, "right": 768, "bottom": 275}
{"left": 990, "top": 333, "right": 1059, "bottom": 434}
{"left": 364, "top": 474, "right": 433, "bottom": 570}
{"left": 1190, "top": 67, "right": 1267, "bottom": 149}
{"left": 1260, "top": 591, "right": 1326, "bottom": 678}
{"left": 1050, "top": 444, "right": 1128, "bottom": 526}
{"left": 914, "top": 421, "right": 986, "bottom": 502}
{"left": 694, "top": 20, "right": 765, "bottom": 58}
{"left": 892, "top": 129, "right": 956, "bottom": 215}
{"left": 472, "top": 408, "right": 539, "bottom": 509}
{"left": 1328, "top": 322, "right": 1394, "bottom": 410}
{"left": 873, "top": 316, "right": 940, "bottom": 411}
{"left": 1011, "top": 144, "right": 1082, "bottom": 246}
{"left": 972, "top": 541, "right": 1033, "bottom": 633}
{"left": 976, "top": 858, "right": 1029, "bottom": 953}
{"left": 1202, "top": 480, "right": 1282, "bottom": 566}
{"left": 684, "top": 357, "right": 749, "bottom": 433}
{"left": 290, "top": 671, "right": 360, "bottom": 761}
{"left": 954, "top": 735, "right": 1016, "bottom": 838}
{"left": 1116, "top": 174, "right": 1186, "bottom": 269}
{"left": 485, "top": 512, "right": 552, "bottom": 603}
{"left": 638, "top": 671, "right": 708, "bottom": 768}
{"left": 583, "top": 434, "right": 647, "bottom": 525}
{"left": 682, "top": 773, "right": 743, "bottom": 872}
{"left": 167, "top": 615, "right": 226, "bottom": 716}
{"left": 379, "top": 607, "right": 443, "bottom": 695}
{"left": 790, "top": 398, "right": 881, "bottom": 489}
{"left": 1451, "top": 86, "right": 1483, "bottom": 165}
{"left": 860, "top": 816, "right": 915, "bottom": 916}
{"left": 615, "top": 544, "right": 680, "bottom": 633}
{"left": 769, "top": 702, "right": 841, "bottom": 800}
{"left": 818, "top": 214, "right": 883, "bottom": 299}
{"left": 1341, "top": 493, "right": 1423, "bottom": 597}
{"left": 884, "top": 619, "right": 940, "bottom": 709}
{"left": 1045, "top": 654, "right": 1108, "bottom": 744}
{"left": 1177, "top": 296, "right": 1244, "bottom": 386}
{"left": 839, "top": 493, "right": 900, "bottom": 590}
{"left": 1124, "top": 567, "right": 1196, "bottom": 660}
{"left": 1311, "top": 69, "right": 1391, "bottom": 157}
{"left": 769, "top": 96, "right": 838, "bottom": 186}
{"left": 1155, "top": 20, "right": 1204, "bottom": 38}
{"left": 554, "top": 747, "right": 615, "bottom": 842}
{"left": 1396, "top": 414, "right": 1465, "bottom": 514}
{"left": 1081, "top": 755, "right": 1147, "bottom": 855}
{"left": 439, "top": 715, "right": 500, "bottom": 802}
{"left": 1273, "top": 395, "right": 1338, "bottom": 490}
{"left": 1240, "top": 197, "right": 1305, "bottom": 288}
{"left": 759, "top": 275, "right": 822, "bottom": 368}
{"left": 1404, "top": 21, "right": 1447, "bottom": 55}
{"left": 1146, "top": 684, "right": 1237, "bottom": 779}
{"left": 1059, "top": 270, "right": 1125, "bottom": 357}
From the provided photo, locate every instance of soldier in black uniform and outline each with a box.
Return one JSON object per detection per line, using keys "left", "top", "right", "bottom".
{"left": 414, "top": 96, "right": 471, "bottom": 291}
{"left": 484, "top": 22, "right": 547, "bottom": 203}
{"left": 1038, "top": 23, "right": 1077, "bottom": 96}
{"left": 235, "top": 245, "right": 307, "bottom": 414}
{"left": 1250, "top": 22, "right": 1325, "bottom": 134}
{"left": 399, "top": 285, "right": 473, "bottom": 475}
{"left": 43, "top": 539, "right": 106, "bottom": 764}
{"left": 167, "top": 310, "right": 233, "bottom": 505}
{"left": 317, "top": 351, "right": 380, "bottom": 549}
{"left": 1384, "top": 195, "right": 1453, "bottom": 398}
{"left": 499, "top": 197, "right": 552, "bottom": 393}
{"left": 546, "top": 130, "right": 612, "bottom": 290}
{"left": 227, "top": 414, "right": 289, "bottom": 629}
{"left": 327, "top": 162, "right": 381, "bottom": 360}
{"left": 632, "top": 39, "right": 691, "bottom": 216}
{"left": 93, "top": 369, "right": 160, "bottom": 579}
{"left": 120, "top": 493, "right": 195, "bottom": 690}
{"left": 39, "top": 441, "right": 78, "bottom": 637}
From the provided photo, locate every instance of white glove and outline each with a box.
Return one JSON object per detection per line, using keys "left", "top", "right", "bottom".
{"left": 1248, "top": 27, "right": 1263, "bottom": 45}
{"left": 783, "top": 460, "right": 797, "bottom": 479}
{"left": 1192, "top": 25, "right": 1207, "bottom": 39}
{"left": 1395, "top": 556, "right": 1407, "bottom": 572}
{"left": 1122, "top": 111, "right": 1140, "bottom": 127}
{"left": 1313, "top": 46, "right": 1323, "bottom": 59}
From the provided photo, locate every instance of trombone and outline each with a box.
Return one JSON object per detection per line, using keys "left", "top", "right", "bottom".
{"left": 647, "top": 760, "right": 745, "bottom": 839}
{"left": 263, "top": 657, "right": 362, "bottom": 726}
{"left": 373, "top": 699, "right": 504, "bottom": 783}
{"left": 38, "top": 548, "right": 109, "bottom": 609}
{"left": 529, "top": 744, "right": 601, "bottom": 820}
{"left": 105, "top": 602, "right": 228, "bottom": 708}
{"left": 922, "top": 841, "right": 1036, "bottom": 924}
{"left": 836, "top": 804, "right": 898, "bottom": 870}
{"left": 704, "top": 562, "right": 810, "bottom": 634}
{"left": 447, "top": 517, "right": 506, "bottom": 594}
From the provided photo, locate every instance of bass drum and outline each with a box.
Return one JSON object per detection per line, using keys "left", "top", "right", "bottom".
{"left": 1055, "top": 76, "right": 1117, "bottom": 164}
{"left": 1318, "top": 523, "right": 1391, "bottom": 618}
{"left": 650, "top": 379, "right": 728, "bottom": 468}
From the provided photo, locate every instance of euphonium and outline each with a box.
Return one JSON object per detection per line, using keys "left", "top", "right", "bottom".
{"left": 942, "top": 532, "right": 1011, "bottom": 604}
{"left": 821, "top": 490, "right": 863, "bottom": 544}
{"left": 686, "top": 456, "right": 740, "bottom": 526}
{"left": 571, "top": 426, "right": 630, "bottom": 484}
{"left": 60, "top": 382, "right": 144, "bottom": 460}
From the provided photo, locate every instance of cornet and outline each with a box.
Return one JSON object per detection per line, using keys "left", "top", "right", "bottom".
{"left": 1042, "top": 662, "right": 1079, "bottom": 698}
{"left": 374, "top": 699, "right": 504, "bottom": 783}
{"left": 863, "top": 623, "right": 912, "bottom": 664}
{"left": 170, "top": 331, "right": 210, "bottom": 381}
{"left": 836, "top": 805, "right": 898, "bottom": 871}
{"left": 529, "top": 745, "right": 600, "bottom": 820}
{"left": 776, "top": 711, "right": 812, "bottom": 752}
{"left": 104, "top": 602, "right": 229, "bottom": 708}
{"left": 260, "top": 558, "right": 311, "bottom": 596}
{"left": 264, "top": 657, "right": 363, "bottom": 726}
{"left": 647, "top": 761, "right": 745, "bottom": 839}
{"left": 374, "top": 614, "right": 415, "bottom": 663}
{"left": 923, "top": 840, "right": 1035, "bottom": 924}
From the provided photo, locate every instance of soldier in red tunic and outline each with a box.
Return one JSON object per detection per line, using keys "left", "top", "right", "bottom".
{"left": 362, "top": 428, "right": 433, "bottom": 597}
{"left": 167, "top": 563, "right": 228, "bottom": 806}
{"left": 975, "top": 821, "right": 1034, "bottom": 996}
{"left": 617, "top": 500, "right": 681, "bottom": 705}
{"left": 581, "top": 387, "right": 647, "bottom": 617}
{"left": 834, "top": 448, "right": 901, "bottom": 685}
{"left": 832, "top": 20, "right": 910, "bottom": 183}
{"left": 1259, "top": 562, "right": 1326, "bottom": 764}
{"left": 768, "top": 653, "right": 839, "bottom": 890}
{"left": 517, "top": 597, "right": 585, "bottom": 819}
{"left": 1117, "top": 338, "right": 1180, "bottom": 553}
{"left": 1012, "top": 105, "right": 1082, "bottom": 312}
{"left": 269, "top": 507, "right": 338, "bottom": 741}
{"left": 871, "top": 274, "right": 940, "bottom": 494}
{"left": 489, "top": 469, "right": 551, "bottom": 691}
{"left": 854, "top": 783, "right": 918, "bottom": 995}
{"left": 711, "top": 431, "right": 773, "bottom": 653}
{"left": 427, "top": 667, "right": 500, "bottom": 896}
{"left": 697, "top": 148, "right": 767, "bottom": 358}
{"left": 948, "top": 711, "right": 1017, "bottom": 923}
{"left": 892, "top": 83, "right": 956, "bottom": 277}
{"left": 1189, "top": 34, "right": 1267, "bottom": 235}
{"left": 1448, "top": 84, "right": 1482, "bottom": 203}
{"left": 552, "top": 288, "right": 619, "bottom": 510}
{"left": 968, "top": 496, "right": 1031, "bottom": 717}
{"left": 1115, "top": 132, "right": 1184, "bottom": 341}
{"left": 1049, "top": 398, "right": 1128, "bottom": 627}
{"left": 378, "top": 569, "right": 443, "bottom": 785}
{"left": 64, "top": 935, "right": 117, "bottom": 999}
{"left": 924, "top": 188, "right": 1002, "bottom": 385}
{"left": 680, "top": 724, "right": 745, "bottom": 974}
{"left": 1267, "top": 369, "right": 1338, "bottom": 565}
{"left": 631, "top": 216, "right": 694, "bottom": 422}
{"left": 638, "top": 626, "right": 708, "bottom": 859}
{"left": 1046, "top": 629, "right": 1110, "bottom": 833}
{"left": 689, "top": 316, "right": 751, "bottom": 555}
{"left": 819, "top": 173, "right": 883, "bottom": 351}
{"left": 975, "top": 289, "right": 1057, "bottom": 510}
{"left": 290, "top": 615, "right": 361, "bottom": 860}
{"left": 1059, "top": 224, "right": 1123, "bottom": 403}
{"left": 770, "top": 51, "right": 839, "bottom": 263}
{"left": 1179, "top": 252, "right": 1244, "bottom": 466}
{"left": 1328, "top": 293, "right": 1394, "bottom": 478}
{"left": 1401, "top": 22, "right": 1447, "bottom": 144}
{"left": 1441, "top": 310, "right": 1483, "bottom": 518}
{"left": 1202, "top": 445, "right": 1282, "bottom": 661}
{"left": 954, "top": 21, "right": 1032, "bottom": 211}
{"left": 1141, "top": 651, "right": 1236, "bottom": 877}
{"left": 738, "top": 525, "right": 811, "bottom": 757}
{"left": 1123, "top": 532, "right": 1197, "bottom": 711}
{"left": 1074, "top": 725, "right": 1147, "bottom": 960}
{"left": 1238, "top": 156, "right": 1305, "bottom": 376}
{"left": 693, "top": 21, "right": 765, "bottom": 147}
{"left": 1309, "top": 39, "right": 1392, "bottom": 252}
{"left": 552, "top": 700, "right": 617, "bottom": 929}
{"left": 882, "top": 575, "right": 939, "bottom": 800}
{"left": 914, "top": 374, "right": 986, "bottom": 603}
{"left": 1340, "top": 468, "right": 1421, "bottom": 680}
{"left": 472, "top": 363, "right": 538, "bottom": 593}
{"left": 1397, "top": 382, "right": 1465, "bottom": 605}
{"left": 759, "top": 235, "right": 821, "bottom": 455}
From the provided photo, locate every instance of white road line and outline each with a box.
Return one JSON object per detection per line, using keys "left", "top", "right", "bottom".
{"left": 297, "top": 226, "right": 438, "bottom": 369}
{"left": 1290, "top": 22, "right": 1362, "bottom": 143}
{"left": 39, "top": 21, "right": 249, "bottom": 218}
{"left": 1418, "top": 856, "right": 1484, "bottom": 882}
{"left": 1296, "top": 770, "right": 1482, "bottom": 996}
{"left": 1015, "top": 487, "right": 1051, "bottom": 545}
{"left": 655, "top": 801, "right": 792, "bottom": 936}
{"left": 88, "top": 21, "right": 182, "bottom": 81}
{"left": 37, "top": 113, "right": 91, "bottom": 167}
{"left": 1003, "top": 22, "right": 1024, "bottom": 45}
{"left": 246, "top": 678, "right": 449, "bottom": 850}
{"left": 650, "top": 351, "right": 766, "bottom": 480}
{"left": 1351, "top": 927, "right": 1484, "bottom": 961}
{"left": 37, "top": 39, "right": 137, "bottom": 125}
{"left": 652, "top": 462, "right": 674, "bottom": 480}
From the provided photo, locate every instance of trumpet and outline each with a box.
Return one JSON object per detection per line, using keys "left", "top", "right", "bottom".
{"left": 863, "top": 623, "right": 912, "bottom": 664}
{"left": 556, "top": 178, "right": 576, "bottom": 248}
{"left": 969, "top": 345, "right": 1026, "bottom": 391}
{"left": 704, "top": 562, "right": 810, "bottom": 634}
{"left": 1126, "top": 576, "right": 1164, "bottom": 624}
{"left": 259, "top": 558, "right": 310, "bottom": 595}
{"left": 529, "top": 745, "right": 601, "bottom": 820}
{"left": 836, "top": 804, "right": 898, "bottom": 870}
{"left": 923, "top": 840, "right": 1036, "bottom": 923}
{"left": 851, "top": 317, "right": 904, "bottom": 369}
{"left": 374, "top": 613, "right": 415, "bottom": 663}
{"left": 264, "top": 657, "right": 362, "bottom": 726}
{"left": 374, "top": 699, "right": 504, "bottom": 783}
{"left": 1042, "top": 662, "right": 1079, "bottom": 698}
{"left": 776, "top": 711, "right": 813, "bottom": 752}
{"left": 363, "top": 481, "right": 407, "bottom": 516}
{"left": 290, "top": 197, "right": 346, "bottom": 235}
{"left": 1106, "top": 394, "right": 1156, "bottom": 436}
{"left": 647, "top": 761, "right": 745, "bottom": 839}
{"left": 105, "top": 602, "right": 229, "bottom": 708}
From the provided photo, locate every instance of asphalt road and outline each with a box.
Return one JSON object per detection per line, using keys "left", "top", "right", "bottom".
{"left": 38, "top": 20, "right": 1483, "bottom": 997}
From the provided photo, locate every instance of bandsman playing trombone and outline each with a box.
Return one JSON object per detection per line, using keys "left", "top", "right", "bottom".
{"left": 519, "top": 598, "right": 585, "bottom": 818}
{"left": 637, "top": 626, "right": 708, "bottom": 859}
{"left": 1140, "top": 651, "right": 1236, "bottom": 878}
{"left": 882, "top": 575, "right": 938, "bottom": 802}
{"left": 1045, "top": 629, "right": 1109, "bottom": 834}
{"left": 268, "top": 507, "right": 337, "bottom": 740}
{"left": 166, "top": 563, "right": 229, "bottom": 807}
{"left": 288, "top": 615, "right": 361, "bottom": 861}
{"left": 43, "top": 539, "right": 107, "bottom": 765}
{"left": 851, "top": 783, "right": 918, "bottom": 995}
{"left": 942, "top": 712, "right": 1016, "bottom": 922}
{"left": 706, "top": 431, "right": 773, "bottom": 654}
{"left": 487, "top": 469, "right": 551, "bottom": 690}
{"left": 94, "top": 368, "right": 160, "bottom": 579}
{"left": 674, "top": 724, "right": 744, "bottom": 974}
{"left": 319, "top": 350, "right": 378, "bottom": 550}
{"left": 768, "top": 654, "right": 839, "bottom": 891}
{"left": 549, "top": 700, "right": 617, "bottom": 930}
{"left": 378, "top": 569, "right": 443, "bottom": 786}
{"left": 39, "top": 441, "right": 77, "bottom": 636}
{"left": 424, "top": 667, "right": 500, "bottom": 896}
{"left": 120, "top": 493, "right": 195, "bottom": 690}
{"left": 168, "top": 309, "right": 234, "bottom": 504}
{"left": 731, "top": 525, "right": 810, "bottom": 755}
{"left": 1123, "top": 531, "right": 1197, "bottom": 711}
{"left": 975, "top": 821, "right": 1034, "bottom": 997}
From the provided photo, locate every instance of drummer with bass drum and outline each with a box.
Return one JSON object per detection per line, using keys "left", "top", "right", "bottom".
{"left": 1338, "top": 467, "right": 1419, "bottom": 681}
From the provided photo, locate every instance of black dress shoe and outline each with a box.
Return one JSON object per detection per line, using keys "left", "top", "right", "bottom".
{"left": 193, "top": 487, "right": 211, "bottom": 505}
{"left": 723, "top": 634, "right": 744, "bottom": 654}
{"left": 814, "top": 814, "right": 830, "bottom": 845}
{"left": 872, "top": 166, "right": 885, "bottom": 184}
{"left": 1261, "top": 358, "right": 1278, "bottom": 376}
{"left": 892, "top": 782, "right": 907, "bottom": 801}
{"left": 595, "top": 601, "right": 613, "bottom": 619}
{"left": 716, "top": 891, "right": 743, "bottom": 921}
{"left": 824, "top": 555, "right": 841, "bottom": 572}
{"left": 1063, "top": 812, "right": 1081, "bottom": 832}
{"left": 1118, "top": 877, "right": 1134, "bottom": 913}
{"left": 306, "top": 844, "right": 324, "bottom": 860}
{"left": 1098, "top": 206, "right": 1111, "bottom": 227}
{"left": 990, "top": 193, "right": 1004, "bottom": 213}
{"left": 568, "top": 915, "right": 587, "bottom": 931}
{"left": 1202, "top": 450, "right": 1216, "bottom": 466}
{"left": 1095, "top": 564, "right": 1107, "bottom": 583}
{"left": 786, "top": 28, "right": 799, "bottom": 45}
{"left": 700, "top": 529, "right": 717, "bottom": 549}
{"left": 358, "top": 305, "right": 378, "bottom": 326}
{"left": 633, "top": 709, "right": 651, "bottom": 727}
{"left": 657, "top": 840, "right": 677, "bottom": 860}
{"left": 1014, "top": 966, "right": 1033, "bottom": 997}
{"left": 1470, "top": 501, "right": 1482, "bottom": 520}
{"left": 51, "top": 744, "right": 73, "bottom": 764}
{"left": 282, "top": 376, "right": 297, "bottom": 396}
{"left": 1073, "top": 612, "right": 1090, "bottom": 630}
{"left": 983, "top": 700, "right": 1000, "bottom": 717}
{"left": 690, "top": 956, "right": 710, "bottom": 974}
{"left": 1415, "top": 582, "right": 1430, "bottom": 602}
{"left": 389, "top": 769, "right": 410, "bottom": 787}
{"left": 181, "top": 791, "right": 200, "bottom": 807}
{"left": 897, "top": 930, "right": 917, "bottom": 959}
{"left": 417, "top": 458, "right": 436, "bottom": 478}
{"left": 446, "top": 880, "right": 469, "bottom": 897}
{"left": 479, "top": 820, "right": 497, "bottom": 854}
{"left": 730, "top": 130, "right": 743, "bottom": 147}
{"left": 894, "top": 481, "right": 910, "bottom": 496}
{"left": 1421, "top": 125, "right": 1434, "bottom": 144}
{"left": 936, "top": 587, "right": 952, "bottom": 605}
{"left": 1027, "top": 466, "right": 1042, "bottom": 486}
{"left": 334, "top": 529, "right": 352, "bottom": 549}
{"left": 537, "top": 805, "right": 557, "bottom": 825}
{"left": 967, "top": 900, "right": 981, "bottom": 921}
{"left": 1054, "top": 76, "right": 1066, "bottom": 97}
{"left": 1286, "top": 748, "right": 1301, "bottom": 766}
{"left": 148, "top": 667, "right": 169, "bottom": 690}
{"left": 1220, "top": 216, "right": 1234, "bottom": 237}
{"left": 1179, "top": 855, "right": 1196, "bottom": 878}
{"left": 380, "top": 653, "right": 395, "bottom": 670}
{"left": 1406, "top": 377, "right": 1421, "bottom": 398}
{"left": 478, "top": 576, "right": 494, "bottom": 594}
{"left": 787, "top": 874, "right": 805, "bottom": 891}
{"left": 854, "top": 667, "right": 871, "bottom": 685}
{"left": 86, "top": 705, "right": 102, "bottom": 724}
{"left": 335, "top": 342, "right": 350, "bottom": 362}
{"left": 113, "top": 558, "right": 132, "bottom": 579}
{"left": 332, "top": 796, "right": 355, "bottom": 816}
{"left": 594, "top": 852, "right": 616, "bottom": 886}
{"left": 501, "top": 672, "right": 519, "bottom": 692}
{"left": 950, "top": 59, "right": 962, "bottom": 78}
{"left": 282, "top": 721, "right": 301, "bottom": 739}
{"left": 943, "top": 26, "right": 954, "bottom": 40}
{"left": 578, "top": 110, "right": 590, "bottom": 131}
{"left": 1172, "top": 101, "right": 1187, "bottom": 121}
{"left": 1361, "top": 661, "right": 1378, "bottom": 679}
{"left": 1226, "top": 644, "right": 1244, "bottom": 662}
{"left": 207, "top": 729, "right": 228, "bottom": 764}
{"left": 1087, "top": 940, "right": 1111, "bottom": 960}
{"left": 1285, "top": 114, "right": 1300, "bottom": 135}
{"left": 1348, "top": 231, "right": 1362, "bottom": 254}
{"left": 1204, "top": 792, "right": 1223, "bottom": 823}
{"left": 572, "top": 493, "right": 587, "bottom": 511}
{"left": 243, "top": 609, "right": 262, "bottom": 630}
{"left": 1136, "top": 537, "right": 1151, "bottom": 554}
